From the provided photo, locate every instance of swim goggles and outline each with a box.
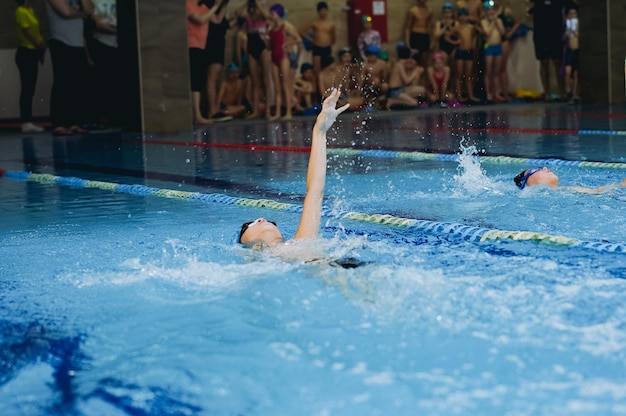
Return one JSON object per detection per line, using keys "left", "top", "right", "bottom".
{"left": 514, "top": 168, "right": 542, "bottom": 189}
{"left": 238, "top": 220, "right": 277, "bottom": 243}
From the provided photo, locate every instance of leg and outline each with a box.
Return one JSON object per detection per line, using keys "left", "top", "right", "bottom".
{"left": 192, "top": 91, "right": 212, "bottom": 124}
{"left": 539, "top": 58, "right": 550, "bottom": 101}
{"left": 281, "top": 58, "right": 294, "bottom": 120}
{"left": 268, "top": 63, "right": 281, "bottom": 120}
{"left": 207, "top": 63, "right": 223, "bottom": 117}
{"left": 492, "top": 55, "right": 504, "bottom": 101}
{"left": 15, "top": 48, "right": 39, "bottom": 124}
{"left": 551, "top": 58, "right": 564, "bottom": 100}
{"left": 247, "top": 55, "right": 263, "bottom": 118}
{"left": 500, "top": 41, "right": 511, "bottom": 98}
{"left": 484, "top": 55, "right": 494, "bottom": 100}
{"left": 455, "top": 59, "right": 464, "bottom": 100}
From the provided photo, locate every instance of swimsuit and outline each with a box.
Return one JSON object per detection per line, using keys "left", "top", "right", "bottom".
{"left": 246, "top": 16, "right": 267, "bottom": 61}
{"left": 388, "top": 87, "right": 405, "bottom": 99}
{"left": 484, "top": 44, "right": 503, "bottom": 57}
{"left": 312, "top": 44, "right": 332, "bottom": 58}
{"left": 432, "top": 71, "right": 444, "bottom": 91}
{"left": 565, "top": 48, "right": 579, "bottom": 71}
{"left": 438, "top": 22, "right": 456, "bottom": 55}
{"left": 455, "top": 48, "right": 474, "bottom": 61}
{"left": 269, "top": 25, "right": 288, "bottom": 66}
{"left": 409, "top": 32, "right": 430, "bottom": 53}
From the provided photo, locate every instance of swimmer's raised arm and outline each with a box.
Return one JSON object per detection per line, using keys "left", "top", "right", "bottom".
{"left": 294, "top": 89, "right": 350, "bottom": 240}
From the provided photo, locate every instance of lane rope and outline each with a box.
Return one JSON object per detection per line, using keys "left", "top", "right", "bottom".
{"left": 134, "top": 139, "right": 626, "bottom": 170}
{"left": 2, "top": 169, "right": 624, "bottom": 254}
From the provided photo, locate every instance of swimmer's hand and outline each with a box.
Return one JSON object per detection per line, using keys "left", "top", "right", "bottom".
{"left": 316, "top": 88, "right": 350, "bottom": 133}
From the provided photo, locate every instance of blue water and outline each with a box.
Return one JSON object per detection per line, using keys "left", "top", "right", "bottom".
{"left": 2, "top": 105, "right": 626, "bottom": 415}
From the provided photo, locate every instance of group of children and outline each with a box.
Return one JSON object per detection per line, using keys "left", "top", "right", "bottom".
{"left": 187, "top": 0, "right": 581, "bottom": 124}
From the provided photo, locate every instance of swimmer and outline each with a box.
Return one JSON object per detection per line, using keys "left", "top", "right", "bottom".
{"left": 514, "top": 167, "right": 626, "bottom": 194}
{"left": 238, "top": 88, "right": 350, "bottom": 250}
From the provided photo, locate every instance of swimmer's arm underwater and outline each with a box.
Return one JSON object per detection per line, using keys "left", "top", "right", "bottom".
{"left": 563, "top": 178, "right": 626, "bottom": 194}
{"left": 294, "top": 89, "right": 349, "bottom": 240}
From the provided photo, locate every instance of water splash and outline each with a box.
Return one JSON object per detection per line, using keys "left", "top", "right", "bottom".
{"left": 453, "top": 139, "right": 502, "bottom": 196}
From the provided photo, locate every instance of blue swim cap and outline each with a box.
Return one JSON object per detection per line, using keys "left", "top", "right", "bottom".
{"left": 300, "top": 62, "right": 314, "bottom": 73}
{"left": 483, "top": 0, "right": 495, "bottom": 10}
{"left": 226, "top": 63, "right": 239, "bottom": 72}
{"left": 443, "top": 2, "right": 453, "bottom": 10}
{"left": 365, "top": 44, "right": 380, "bottom": 56}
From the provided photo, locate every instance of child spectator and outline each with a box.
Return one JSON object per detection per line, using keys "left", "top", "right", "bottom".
{"left": 294, "top": 62, "right": 318, "bottom": 111}
{"left": 361, "top": 44, "right": 390, "bottom": 108}
{"left": 404, "top": 0, "right": 433, "bottom": 69}
{"left": 235, "top": 0, "right": 271, "bottom": 118}
{"left": 434, "top": 2, "right": 457, "bottom": 58}
{"left": 205, "top": 0, "right": 233, "bottom": 120}
{"left": 494, "top": 0, "right": 520, "bottom": 99}
{"left": 357, "top": 15, "right": 381, "bottom": 62}
{"left": 448, "top": 7, "right": 479, "bottom": 103}
{"left": 455, "top": 0, "right": 482, "bottom": 23}
{"left": 481, "top": 0, "right": 506, "bottom": 102}
{"left": 299, "top": 2, "right": 336, "bottom": 77}
{"left": 427, "top": 52, "right": 453, "bottom": 105}
{"left": 14, "top": 0, "right": 46, "bottom": 133}
{"left": 318, "top": 48, "right": 362, "bottom": 109}
{"left": 234, "top": 16, "right": 248, "bottom": 70}
{"left": 386, "top": 53, "right": 425, "bottom": 109}
{"left": 217, "top": 63, "right": 246, "bottom": 119}
{"left": 563, "top": 7, "right": 579, "bottom": 104}
{"left": 267, "top": 3, "right": 301, "bottom": 120}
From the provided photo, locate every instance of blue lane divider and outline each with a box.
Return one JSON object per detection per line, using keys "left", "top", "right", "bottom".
{"left": 2, "top": 169, "right": 625, "bottom": 254}
{"left": 327, "top": 148, "right": 626, "bottom": 169}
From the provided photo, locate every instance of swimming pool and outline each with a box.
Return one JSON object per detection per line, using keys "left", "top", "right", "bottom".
{"left": 2, "top": 104, "right": 626, "bottom": 415}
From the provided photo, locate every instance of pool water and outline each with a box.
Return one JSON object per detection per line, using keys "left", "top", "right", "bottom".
{"left": 1, "top": 104, "right": 626, "bottom": 415}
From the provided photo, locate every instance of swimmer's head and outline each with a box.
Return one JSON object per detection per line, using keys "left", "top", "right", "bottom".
{"left": 397, "top": 42, "right": 411, "bottom": 59}
{"left": 269, "top": 3, "right": 285, "bottom": 19}
{"left": 432, "top": 52, "right": 445, "bottom": 63}
{"left": 443, "top": 2, "right": 454, "bottom": 10}
{"left": 458, "top": 7, "right": 470, "bottom": 16}
{"left": 317, "top": 1, "right": 328, "bottom": 13}
{"left": 365, "top": 44, "right": 380, "bottom": 57}
{"left": 238, "top": 218, "right": 283, "bottom": 249}
{"left": 514, "top": 167, "right": 559, "bottom": 189}
{"left": 300, "top": 62, "right": 314, "bottom": 74}
{"left": 483, "top": 0, "right": 495, "bottom": 11}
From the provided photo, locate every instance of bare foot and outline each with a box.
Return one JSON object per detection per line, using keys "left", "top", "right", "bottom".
{"left": 266, "top": 113, "right": 279, "bottom": 121}
{"left": 281, "top": 114, "right": 293, "bottom": 121}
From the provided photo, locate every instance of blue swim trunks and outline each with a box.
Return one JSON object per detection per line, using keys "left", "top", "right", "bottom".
{"left": 484, "top": 44, "right": 503, "bottom": 57}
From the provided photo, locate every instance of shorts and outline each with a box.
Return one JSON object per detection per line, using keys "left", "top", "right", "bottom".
{"left": 409, "top": 32, "right": 430, "bottom": 53}
{"left": 389, "top": 87, "right": 405, "bottom": 99}
{"left": 484, "top": 44, "right": 503, "bottom": 57}
{"left": 455, "top": 48, "right": 474, "bottom": 61}
{"left": 565, "top": 48, "right": 579, "bottom": 71}
{"left": 189, "top": 48, "right": 207, "bottom": 92}
{"left": 312, "top": 45, "right": 332, "bottom": 58}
